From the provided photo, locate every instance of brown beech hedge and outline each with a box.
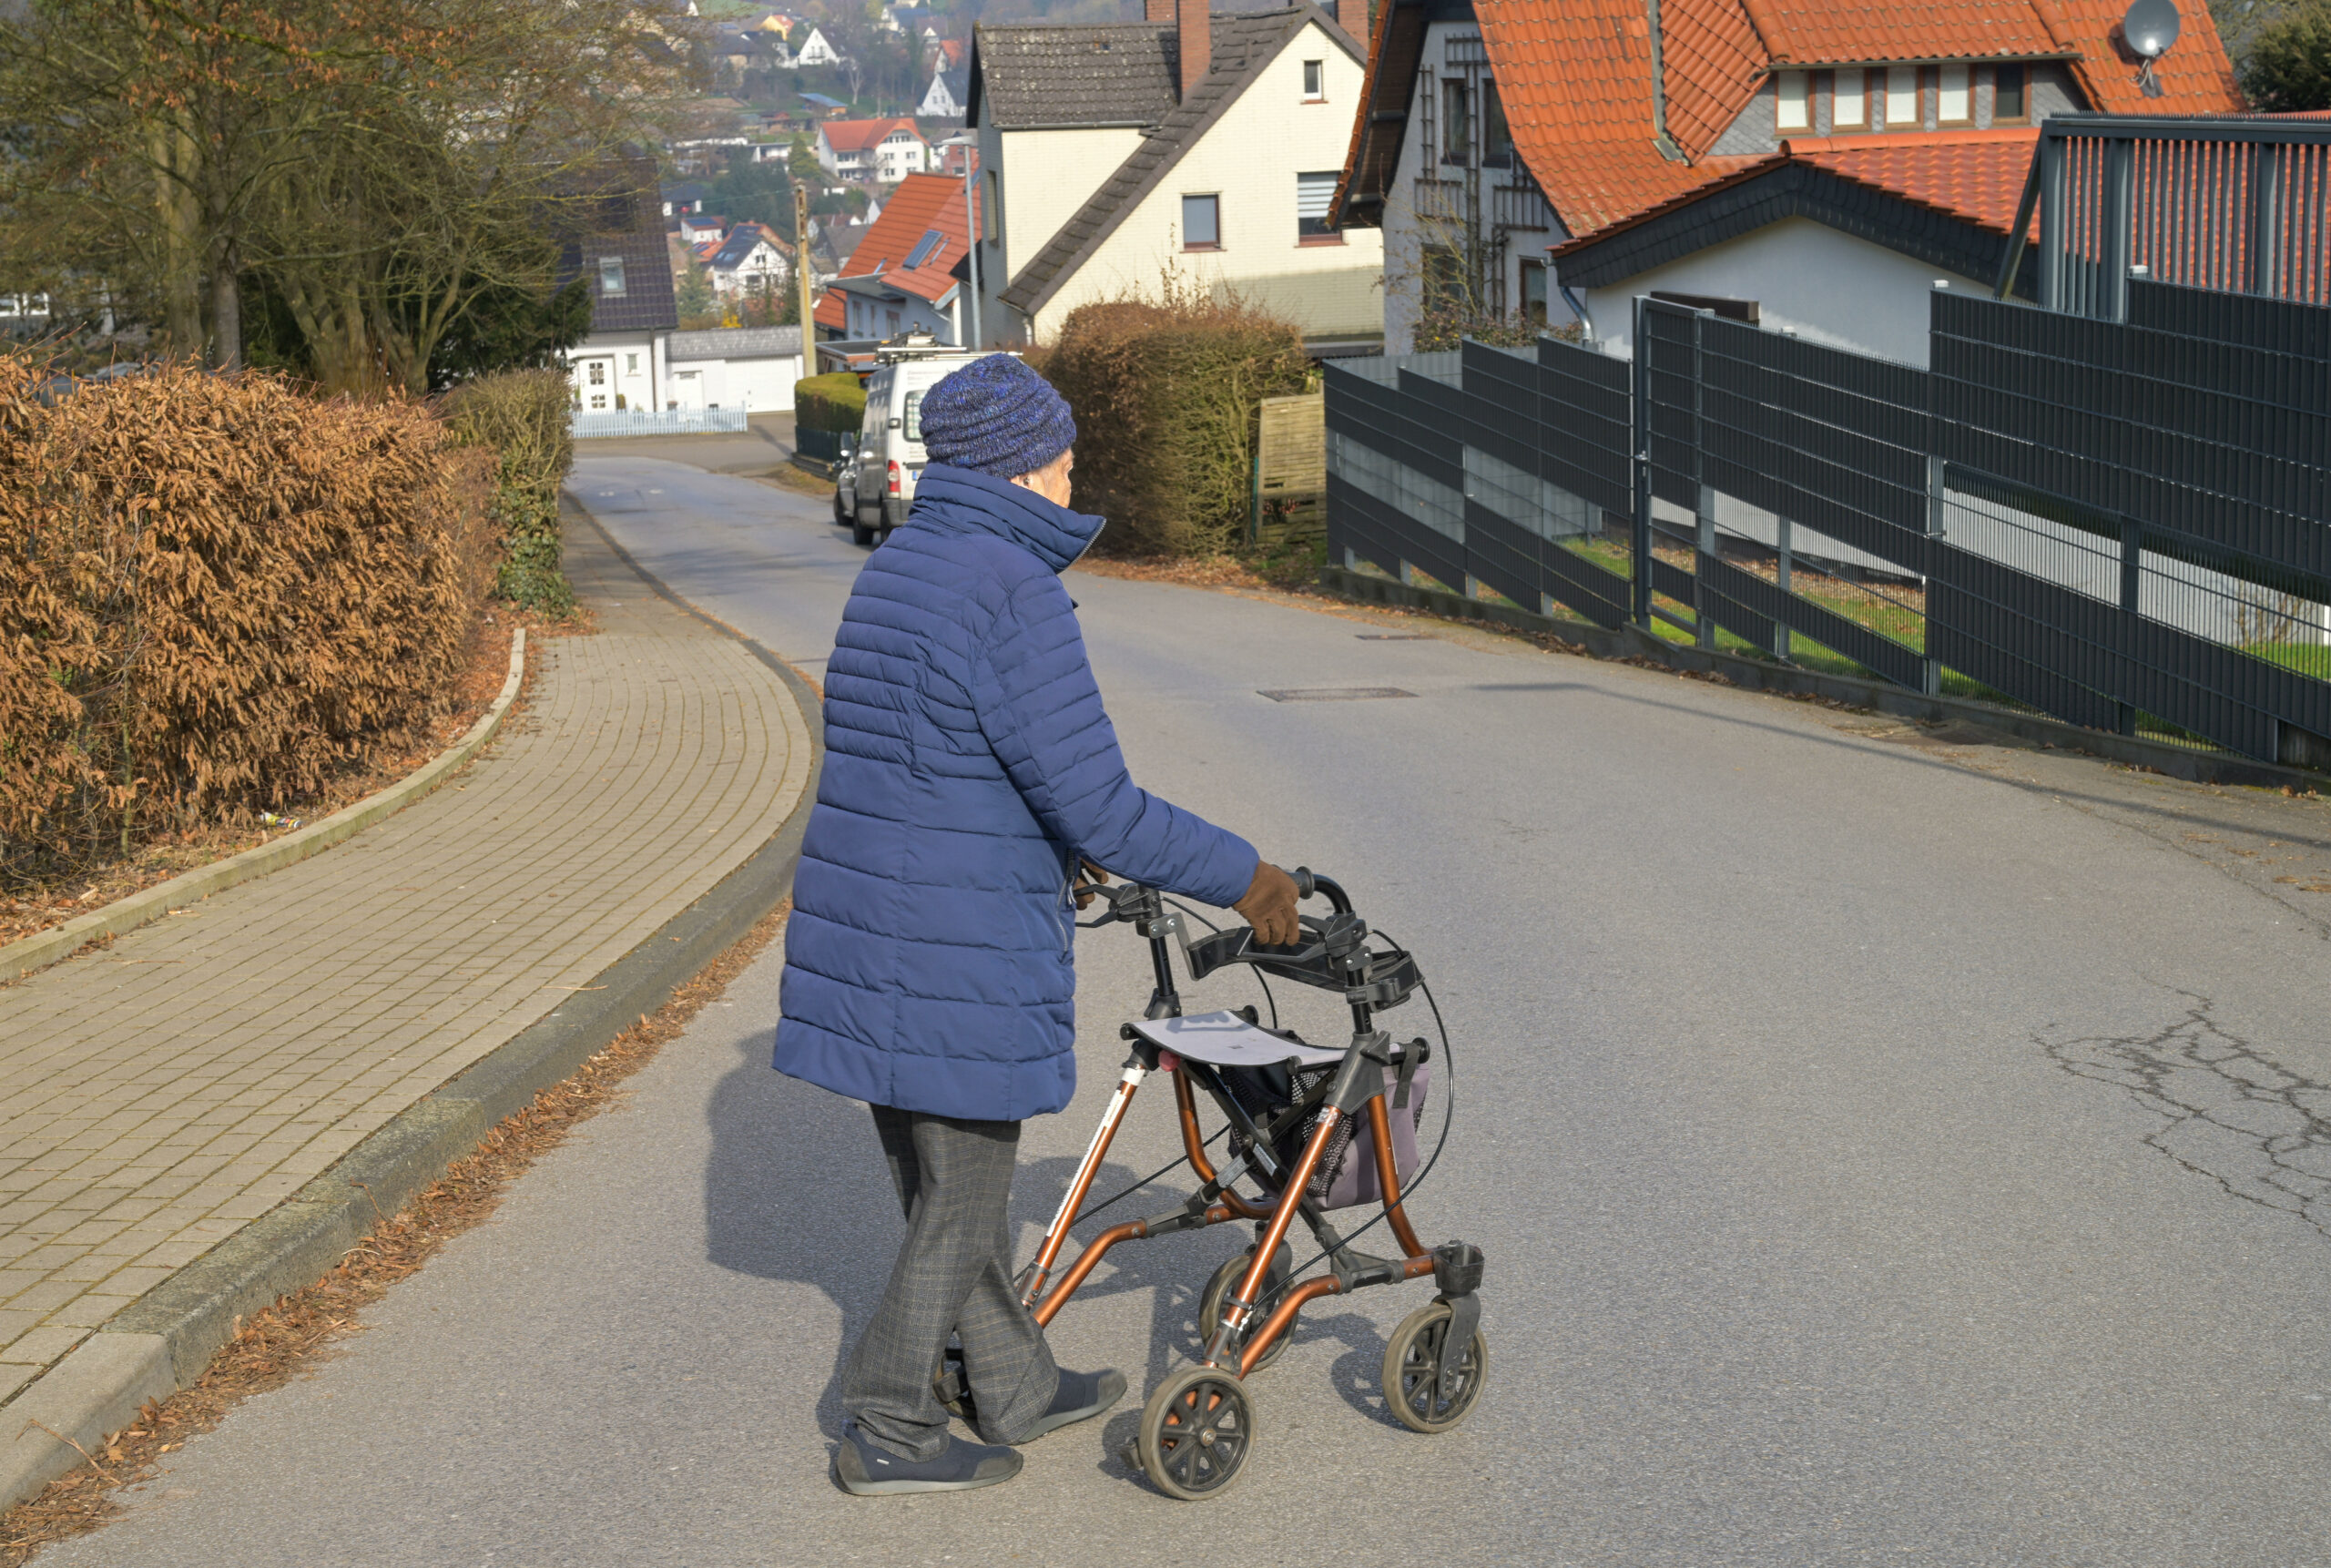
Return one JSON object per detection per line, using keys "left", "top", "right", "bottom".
{"left": 0, "top": 358, "right": 499, "bottom": 879}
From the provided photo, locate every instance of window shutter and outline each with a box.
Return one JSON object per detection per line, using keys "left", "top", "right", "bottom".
{"left": 1297, "top": 171, "right": 1336, "bottom": 221}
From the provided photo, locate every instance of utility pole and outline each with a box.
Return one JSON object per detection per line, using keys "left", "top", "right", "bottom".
{"left": 964, "top": 148, "right": 982, "bottom": 349}
{"left": 794, "top": 182, "right": 818, "bottom": 368}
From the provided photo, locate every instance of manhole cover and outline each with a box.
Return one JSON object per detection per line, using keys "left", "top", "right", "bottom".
{"left": 1257, "top": 687, "right": 1419, "bottom": 702}
{"left": 1356, "top": 633, "right": 1433, "bottom": 641}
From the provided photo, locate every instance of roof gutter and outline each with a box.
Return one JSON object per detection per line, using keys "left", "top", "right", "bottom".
{"left": 1642, "top": 0, "right": 1686, "bottom": 162}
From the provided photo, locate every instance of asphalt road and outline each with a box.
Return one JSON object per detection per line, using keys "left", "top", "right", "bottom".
{"left": 46, "top": 454, "right": 2331, "bottom": 1566}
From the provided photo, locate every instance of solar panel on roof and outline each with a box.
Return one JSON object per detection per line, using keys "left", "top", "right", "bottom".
{"left": 902, "top": 229, "right": 946, "bottom": 269}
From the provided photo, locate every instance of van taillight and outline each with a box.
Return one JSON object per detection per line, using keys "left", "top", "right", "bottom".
{"left": 887, "top": 460, "right": 901, "bottom": 495}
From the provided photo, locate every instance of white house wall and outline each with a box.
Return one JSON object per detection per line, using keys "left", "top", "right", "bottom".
{"left": 566, "top": 331, "right": 663, "bottom": 412}
{"left": 1026, "top": 22, "right": 1383, "bottom": 341}
{"left": 975, "top": 123, "right": 1145, "bottom": 342}
{"left": 671, "top": 353, "right": 803, "bottom": 412}
{"left": 1579, "top": 216, "right": 1985, "bottom": 368}
{"left": 1379, "top": 22, "right": 1568, "bottom": 354}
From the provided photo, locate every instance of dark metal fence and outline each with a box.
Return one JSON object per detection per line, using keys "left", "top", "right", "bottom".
{"left": 2000, "top": 113, "right": 2331, "bottom": 317}
{"left": 1324, "top": 281, "right": 2331, "bottom": 767}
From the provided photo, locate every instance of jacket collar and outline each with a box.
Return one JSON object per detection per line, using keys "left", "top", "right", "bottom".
{"left": 912, "top": 463, "right": 1102, "bottom": 575}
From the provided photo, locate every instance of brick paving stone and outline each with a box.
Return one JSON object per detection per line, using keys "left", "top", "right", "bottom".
{"left": 0, "top": 524, "right": 810, "bottom": 1354}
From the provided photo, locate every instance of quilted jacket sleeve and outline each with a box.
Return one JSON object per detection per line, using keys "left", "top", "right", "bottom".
{"left": 972, "top": 570, "right": 1257, "bottom": 908}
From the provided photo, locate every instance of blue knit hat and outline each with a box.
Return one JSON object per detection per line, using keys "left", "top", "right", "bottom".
{"left": 918, "top": 354, "right": 1077, "bottom": 478}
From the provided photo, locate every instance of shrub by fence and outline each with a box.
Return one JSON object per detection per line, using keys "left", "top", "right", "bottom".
{"left": 794, "top": 371, "right": 867, "bottom": 433}
{"left": 0, "top": 358, "right": 498, "bottom": 881}
{"left": 1038, "top": 290, "right": 1309, "bottom": 556}
{"left": 442, "top": 369, "right": 575, "bottom": 613}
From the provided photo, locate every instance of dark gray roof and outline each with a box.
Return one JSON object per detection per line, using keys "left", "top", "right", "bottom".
{"left": 998, "top": 7, "right": 1357, "bottom": 317}
{"left": 557, "top": 158, "right": 680, "bottom": 336}
{"left": 667, "top": 325, "right": 803, "bottom": 361}
{"left": 709, "top": 228, "right": 778, "bottom": 268}
{"left": 966, "top": 22, "right": 1183, "bottom": 130}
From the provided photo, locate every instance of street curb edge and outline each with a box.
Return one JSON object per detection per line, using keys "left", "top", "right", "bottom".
{"left": 1, "top": 628, "right": 529, "bottom": 985}
{"left": 0, "top": 512, "right": 821, "bottom": 1514}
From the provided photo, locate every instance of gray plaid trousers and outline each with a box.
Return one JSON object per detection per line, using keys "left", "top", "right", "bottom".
{"left": 841, "top": 1106, "right": 1061, "bottom": 1460}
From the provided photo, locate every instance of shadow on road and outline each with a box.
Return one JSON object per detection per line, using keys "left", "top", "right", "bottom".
{"left": 699, "top": 1031, "right": 1389, "bottom": 1445}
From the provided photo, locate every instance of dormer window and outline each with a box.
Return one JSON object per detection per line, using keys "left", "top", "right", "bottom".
{"left": 1939, "top": 62, "right": 1971, "bottom": 123}
{"left": 1776, "top": 70, "right": 1809, "bottom": 132}
{"left": 1886, "top": 65, "right": 1920, "bottom": 126}
{"left": 1832, "top": 69, "right": 1867, "bottom": 129}
{"left": 1993, "top": 63, "right": 2027, "bottom": 122}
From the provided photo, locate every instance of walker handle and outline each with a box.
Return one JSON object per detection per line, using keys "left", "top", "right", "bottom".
{"left": 1292, "top": 867, "right": 1352, "bottom": 914}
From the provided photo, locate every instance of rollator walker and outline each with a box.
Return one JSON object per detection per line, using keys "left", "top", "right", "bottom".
{"left": 1004, "top": 869, "right": 1487, "bottom": 1500}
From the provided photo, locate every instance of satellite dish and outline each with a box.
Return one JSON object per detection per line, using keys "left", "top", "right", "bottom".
{"left": 2124, "top": 0, "right": 2181, "bottom": 56}
{"left": 2123, "top": 0, "right": 2179, "bottom": 95}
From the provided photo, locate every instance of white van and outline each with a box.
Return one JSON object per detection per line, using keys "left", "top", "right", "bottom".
{"left": 842, "top": 337, "right": 1003, "bottom": 547}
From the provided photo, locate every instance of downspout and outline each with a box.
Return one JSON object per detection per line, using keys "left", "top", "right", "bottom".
{"left": 1643, "top": 0, "right": 1685, "bottom": 162}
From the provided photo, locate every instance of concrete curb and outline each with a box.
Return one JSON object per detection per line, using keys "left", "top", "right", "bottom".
{"left": 1318, "top": 565, "right": 2331, "bottom": 794}
{"left": 1, "top": 628, "right": 529, "bottom": 985}
{"left": 0, "top": 520, "right": 822, "bottom": 1513}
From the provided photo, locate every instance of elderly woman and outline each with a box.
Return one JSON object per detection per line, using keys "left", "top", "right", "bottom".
{"left": 775, "top": 353, "right": 1298, "bottom": 1496}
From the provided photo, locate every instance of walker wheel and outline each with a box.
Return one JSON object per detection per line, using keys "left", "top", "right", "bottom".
{"left": 1196, "top": 1245, "right": 1292, "bottom": 1371}
{"left": 1382, "top": 1299, "right": 1488, "bottom": 1433}
{"left": 1137, "top": 1367, "right": 1257, "bottom": 1501}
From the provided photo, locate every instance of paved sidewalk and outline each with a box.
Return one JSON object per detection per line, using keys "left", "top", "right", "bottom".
{"left": 0, "top": 521, "right": 812, "bottom": 1403}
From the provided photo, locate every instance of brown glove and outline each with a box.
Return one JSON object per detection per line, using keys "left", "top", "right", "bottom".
{"left": 1073, "top": 859, "right": 1110, "bottom": 909}
{"left": 1234, "top": 860, "right": 1301, "bottom": 948}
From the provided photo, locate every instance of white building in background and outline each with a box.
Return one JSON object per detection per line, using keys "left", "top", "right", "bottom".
{"left": 971, "top": 2, "right": 1381, "bottom": 347}
{"left": 664, "top": 326, "right": 803, "bottom": 412}
{"left": 792, "top": 25, "right": 843, "bottom": 66}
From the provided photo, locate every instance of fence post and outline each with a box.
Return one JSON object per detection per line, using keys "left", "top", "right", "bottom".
{"left": 2102, "top": 136, "right": 2135, "bottom": 322}
{"left": 2116, "top": 516, "right": 2143, "bottom": 736}
{"left": 1773, "top": 515, "right": 1793, "bottom": 659}
{"left": 2038, "top": 130, "right": 2065, "bottom": 311}
{"left": 1922, "top": 455, "right": 1948, "bottom": 697}
{"left": 2249, "top": 143, "right": 2284, "bottom": 298}
{"left": 1691, "top": 311, "right": 1715, "bottom": 649}
{"left": 1631, "top": 294, "right": 1653, "bottom": 630}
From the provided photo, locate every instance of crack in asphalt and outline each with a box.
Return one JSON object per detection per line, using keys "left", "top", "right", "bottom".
{"left": 2044, "top": 1000, "right": 2331, "bottom": 1240}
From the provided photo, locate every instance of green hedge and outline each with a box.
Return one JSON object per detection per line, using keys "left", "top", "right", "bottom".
{"left": 441, "top": 368, "right": 575, "bottom": 615}
{"left": 795, "top": 371, "right": 867, "bottom": 433}
{"left": 1037, "top": 294, "right": 1308, "bottom": 556}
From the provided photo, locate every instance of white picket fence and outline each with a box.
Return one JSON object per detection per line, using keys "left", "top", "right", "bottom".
{"left": 569, "top": 408, "right": 748, "bottom": 439}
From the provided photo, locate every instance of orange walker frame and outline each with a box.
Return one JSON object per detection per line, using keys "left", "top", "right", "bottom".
{"left": 1007, "top": 871, "right": 1487, "bottom": 1499}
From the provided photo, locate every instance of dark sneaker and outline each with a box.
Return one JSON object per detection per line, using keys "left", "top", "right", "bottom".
{"left": 834, "top": 1424, "right": 1023, "bottom": 1496}
{"left": 1017, "top": 1367, "right": 1127, "bottom": 1443}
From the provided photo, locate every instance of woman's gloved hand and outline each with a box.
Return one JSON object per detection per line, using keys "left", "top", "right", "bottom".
{"left": 1234, "top": 860, "right": 1302, "bottom": 947}
{"left": 1073, "top": 859, "right": 1110, "bottom": 910}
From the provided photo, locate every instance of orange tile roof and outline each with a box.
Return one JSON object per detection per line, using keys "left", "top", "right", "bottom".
{"left": 814, "top": 172, "right": 979, "bottom": 331}
{"left": 1788, "top": 127, "right": 2039, "bottom": 231}
{"left": 819, "top": 117, "right": 928, "bottom": 155}
{"left": 1437, "top": 0, "right": 2245, "bottom": 243}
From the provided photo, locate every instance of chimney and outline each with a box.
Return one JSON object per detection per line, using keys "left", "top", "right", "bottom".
{"left": 1145, "top": 0, "right": 1171, "bottom": 18}
{"left": 1337, "top": 0, "right": 1368, "bottom": 46}
{"left": 1176, "top": 0, "right": 1209, "bottom": 98}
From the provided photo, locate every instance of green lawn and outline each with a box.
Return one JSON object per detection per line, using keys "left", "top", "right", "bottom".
{"left": 2248, "top": 642, "right": 2331, "bottom": 681}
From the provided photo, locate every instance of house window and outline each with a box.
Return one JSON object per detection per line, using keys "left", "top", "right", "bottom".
{"left": 626, "top": 352, "right": 640, "bottom": 373}
{"left": 1776, "top": 70, "right": 1809, "bottom": 132}
{"left": 1298, "top": 171, "right": 1339, "bottom": 241}
{"left": 1303, "top": 59, "right": 1324, "bottom": 99}
{"left": 598, "top": 256, "right": 627, "bottom": 295}
{"left": 1519, "top": 259, "right": 1548, "bottom": 328}
{"left": 983, "top": 169, "right": 999, "bottom": 242}
{"left": 1993, "top": 63, "right": 2027, "bottom": 122}
{"left": 1182, "top": 193, "right": 1221, "bottom": 249}
{"left": 1939, "top": 62, "right": 1971, "bottom": 123}
{"left": 1441, "top": 78, "right": 1470, "bottom": 167}
{"left": 1832, "top": 69, "right": 1866, "bottom": 128}
{"left": 1886, "top": 64, "right": 1920, "bottom": 126}
{"left": 1483, "top": 80, "right": 1512, "bottom": 168}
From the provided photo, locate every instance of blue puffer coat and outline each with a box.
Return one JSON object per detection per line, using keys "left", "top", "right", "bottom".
{"left": 774, "top": 464, "right": 1258, "bottom": 1122}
